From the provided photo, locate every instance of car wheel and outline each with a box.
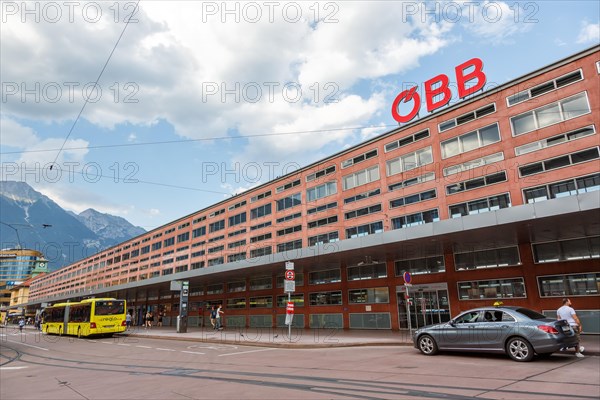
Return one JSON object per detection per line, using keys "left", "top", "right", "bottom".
{"left": 418, "top": 335, "right": 438, "bottom": 355}
{"left": 506, "top": 337, "right": 534, "bottom": 362}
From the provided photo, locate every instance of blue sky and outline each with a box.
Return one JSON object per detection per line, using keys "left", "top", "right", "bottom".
{"left": 1, "top": 1, "right": 599, "bottom": 230}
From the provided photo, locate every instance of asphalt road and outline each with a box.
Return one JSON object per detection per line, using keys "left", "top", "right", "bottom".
{"left": 1, "top": 330, "right": 599, "bottom": 400}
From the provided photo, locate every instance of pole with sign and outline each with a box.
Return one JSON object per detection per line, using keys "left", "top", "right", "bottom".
{"left": 403, "top": 272, "right": 413, "bottom": 334}
{"left": 284, "top": 261, "right": 295, "bottom": 341}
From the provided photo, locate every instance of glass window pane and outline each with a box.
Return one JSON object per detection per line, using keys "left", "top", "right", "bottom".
{"left": 561, "top": 94, "right": 590, "bottom": 119}
{"left": 479, "top": 124, "right": 501, "bottom": 145}
{"left": 460, "top": 131, "right": 479, "bottom": 152}
{"left": 512, "top": 112, "right": 536, "bottom": 135}
{"left": 524, "top": 186, "right": 549, "bottom": 203}
{"left": 535, "top": 103, "right": 562, "bottom": 128}
{"left": 441, "top": 138, "right": 459, "bottom": 158}
{"left": 549, "top": 180, "right": 577, "bottom": 198}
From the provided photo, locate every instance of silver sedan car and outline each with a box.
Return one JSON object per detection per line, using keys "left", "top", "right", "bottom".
{"left": 413, "top": 306, "right": 579, "bottom": 362}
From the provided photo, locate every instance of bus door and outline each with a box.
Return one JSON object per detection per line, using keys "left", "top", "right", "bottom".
{"left": 63, "top": 304, "right": 71, "bottom": 335}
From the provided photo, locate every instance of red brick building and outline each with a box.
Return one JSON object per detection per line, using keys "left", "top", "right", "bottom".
{"left": 29, "top": 46, "right": 600, "bottom": 332}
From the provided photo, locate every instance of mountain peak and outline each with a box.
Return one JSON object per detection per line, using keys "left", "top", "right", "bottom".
{"left": 0, "top": 180, "right": 44, "bottom": 204}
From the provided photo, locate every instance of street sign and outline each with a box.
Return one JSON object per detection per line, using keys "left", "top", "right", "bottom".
{"left": 403, "top": 271, "right": 412, "bottom": 286}
{"left": 285, "top": 261, "right": 294, "bottom": 270}
{"left": 284, "top": 280, "right": 295, "bottom": 293}
{"left": 286, "top": 302, "right": 294, "bottom": 314}
{"left": 285, "top": 270, "right": 295, "bottom": 280}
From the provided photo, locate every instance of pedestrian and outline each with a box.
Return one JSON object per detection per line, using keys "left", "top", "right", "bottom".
{"left": 126, "top": 312, "right": 132, "bottom": 330}
{"left": 18, "top": 318, "right": 25, "bottom": 332}
{"left": 146, "top": 311, "right": 153, "bottom": 328}
{"left": 157, "top": 312, "right": 163, "bottom": 327}
{"left": 215, "top": 304, "right": 224, "bottom": 330}
{"left": 557, "top": 298, "right": 585, "bottom": 357}
{"left": 210, "top": 306, "right": 217, "bottom": 330}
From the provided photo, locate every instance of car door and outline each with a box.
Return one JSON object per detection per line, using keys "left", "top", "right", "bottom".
{"left": 437, "top": 310, "right": 482, "bottom": 350}
{"left": 473, "top": 309, "right": 512, "bottom": 351}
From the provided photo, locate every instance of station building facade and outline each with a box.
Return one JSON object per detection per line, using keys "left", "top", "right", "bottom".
{"left": 29, "top": 46, "right": 600, "bottom": 332}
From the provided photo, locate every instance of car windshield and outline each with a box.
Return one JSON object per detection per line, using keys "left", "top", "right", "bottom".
{"left": 514, "top": 308, "right": 547, "bottom": 320}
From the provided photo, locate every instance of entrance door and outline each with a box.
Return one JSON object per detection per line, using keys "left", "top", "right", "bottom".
{"left": 397, "top": 285, "right": 450, "bottom": 330}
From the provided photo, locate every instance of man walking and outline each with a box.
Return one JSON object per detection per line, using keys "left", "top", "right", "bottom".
{"left": 557, "top": 298, "right": 585, "bottom": 357}
{"left": 215, "top": 304, "right": 224, "bottom": 330}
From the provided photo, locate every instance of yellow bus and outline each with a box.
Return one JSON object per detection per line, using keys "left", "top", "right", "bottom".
{"left": 42, "top": 298, "right": 127, "bottom": 337}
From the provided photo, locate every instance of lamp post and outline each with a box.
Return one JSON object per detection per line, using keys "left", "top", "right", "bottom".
{"left": 0, "top": 222, "right": 25, "bottom": 249}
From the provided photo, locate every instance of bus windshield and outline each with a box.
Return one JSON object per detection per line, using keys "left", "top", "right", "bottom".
{"left": 94, "top": 300, "right": 125, "bottom": 316}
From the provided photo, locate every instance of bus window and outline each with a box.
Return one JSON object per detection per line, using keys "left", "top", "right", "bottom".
{"left": 95, "top": 301, "right": 125, "bottom": 316}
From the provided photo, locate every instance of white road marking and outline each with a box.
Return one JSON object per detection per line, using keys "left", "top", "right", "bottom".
{"left": 4, "top": 339, "right": 49, "bottom": 351}
{"left": 0, "top": 366, "right": 28, "bottom": 370}
{"left": 117, "top": 343, "right": 131, "bottom": 346}
{"left": 136, "top": 345, "right": 152, "bottom": 349}
{"left": 155, "top": 348, "right": 175, "bottom": 352}
{"left": 218, "top": 348, "right": 275, "bottom": 357}
{"left": 181, "top": 351, "right": 205, "bottom": 355}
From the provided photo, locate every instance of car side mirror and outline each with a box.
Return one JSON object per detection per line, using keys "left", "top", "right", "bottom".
{"left": 449, "top": 320, "right": 456, "bottom": 327}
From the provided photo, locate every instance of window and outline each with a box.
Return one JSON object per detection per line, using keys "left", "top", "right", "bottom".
{"left": 523, "top": 173, "right": 600, "bottom": 203}
{"left": 177, "top": 232, "right": 189, "bottom": 243}
{"left": 306, "top": 165, "right": 336, "bottom": 182}
{"left": 385, "top": 129, "right": 430, "bottom": 152}
{"left": 538, "top": 272, "right": 600, "bottom": 297}
{"left": 345, "top": 204, "right": 382, "bottom": 220}
{"left": 506, "top": 70, "right": 583, "bottom": 107}
{"left": 209, "top": 209, "right": 225, "bottom": 217}
{"left": 341, "top": 149, "right": 378, "bottom": 168}
{"left": 348, "top": 288, "right": 389, "bottom": 304}
{"left": 163, "top": 237, "right": 175, "bottom": 247}
{"left": 441, "top": 124, "right": 500, "bottom": 159}
{"left": 250, "top": 246, "right": 272, "bottom": 258}
{"left": 454, "top": 246, "right": 520, "bottom": 270}
{"left": 438, "top": 103, "right": 496, "bottom": 132}
{"left": 307, "top": 216, "right": 338, "bottom": 229}
{"left": 511, "top": 92, "right": 591, "bottom": 136}
{"left": 228, "top": 281, "right": 246, "bottom": 293}
{"left": 449, "top": 193, "right": 511, "bottom": 217}
{"left": 394, "top": 255, "right": 445, "bottom": 275}
{"left": 276, "top": 193, "right": 301, "bottom": 211}
{"left": 277, "top": 225, "right": 302, "bottom": 236}
{"left": 390, "top": 189, "right": 437, "bottom": 208}
{"left": 458, "top": 278, "right": 526, "bottom": 300}
{"left": 206, "top": 284, "right": 223, "bottom": 294}
{"left": 228, "top": 200, "right": 246, "bottom": 211}
{"left": 276, "top": 212, "right": 301, "bottom": 223}
{"left": 207, "top": 257, "right": 224, "bottom": 266}
{"left": 277, "top": 239, "right": 302, "bottom": 253}
{"left": 307, "top": 181, "right": 337, "bottom": 202}
{"left": 228, "top": 212, "right": 246, "bottom": 227}
{"left": 446, "top": 171, "right": 507, "bottom": 195}
{"left": 277, "top": 294, "right": 304, "bottom": 307}
{"left": 192, "top": 216, "right": 206, "bottom": 224}
{"left": 532, "top": 236, "right": 599, "bottom": 263}
{"left": 227, "top": 252, "right": 246, "bottom": 262}
{"left": 515, "top": 126, "right": 595, "bottom": 156}
{"left": 347, "top": 263, "right": 387, "bottom": 280}
{"left": 391, "top": 209, "right": 439, "bottom": 229}
{"left": 309, "top": 291, "right": 342, "bottom": 305}
{"left": 228, "top": 228, "right": 246, "bottom": 237}
{"left": 227, "top": 298, "right": 246, "bottom": 309}
{"left": 388, "top": 172, "right": 435, "bottom": 191}
{"left": 250, "top": 221, "right": 272, "bottom": 230}
{"left": 346, "top": 221, "right": 384, "bottom": 239}
{"left": 192, "top": 226, "right": 206, "bottom": 238}
{"left": 276, "top": 273, "right": 304, "bottom": 288}
{"left": 344, "top": 188, "right": 381, "bottom": 205}
{"left": 209, "top": 219, "right": 225, "bottom": 233}
{"left": 276, "top": 179, "right": 300, "bottom": 193}
{"left": 208, "top": 235, "right": 224, "bottom": 243}
{"left": 250, "top": 190, "right": 271, "bottom": 203}
{"left": 518, "top": 148, "right": 599, "bottom": 177}
{"left": 307, "top": 201, "right": 337, "bottom": 215}
{"left": 386, "top": 147, "right": 433, "bottom": 176}
{"left": 342, "top": 165, "right": 380, "bottom": 190}
{"left": 228, "top": 239, "right": 246, "bottom": 249}
{"left": 250, "top": 203, "right": 271, "bottom": 219}
{"left": 249, "top": 296, "right": 273, "bottom": 308}
{"left": 250, "top": 233, "right": 272, "bottom": 243}
{"left": 250, "top": 276, "right": 272, "bottom": 290}
{"left": 308, "top": 231, "right": 339, "bottom": 246}
{"left": 443, "top": 152, "right": 504, "bottom": 176}
{"left": 309, "top": 269, "right": 341, "bottom": 284}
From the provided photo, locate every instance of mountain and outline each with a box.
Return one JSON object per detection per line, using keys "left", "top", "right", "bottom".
{"left": 0, "top": 181, "right": 145, "bottom": 271}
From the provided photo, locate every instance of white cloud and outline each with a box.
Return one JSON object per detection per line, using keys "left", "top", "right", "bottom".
{"left": 0, "top": 118, "right": 39, "bottom": 148}
{"left": 128, "top": 133, "right": 137, "bottom": 142}
{"left": 461, "top": 1, "right": 533, "bottom": 44}
{"left": 577, "top": 22, "right": 600, "bottom": 44}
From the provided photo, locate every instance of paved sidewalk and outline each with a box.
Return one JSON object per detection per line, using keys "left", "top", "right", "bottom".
{"left": 117, "top": 325, "right": 600, "bottom": 355}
